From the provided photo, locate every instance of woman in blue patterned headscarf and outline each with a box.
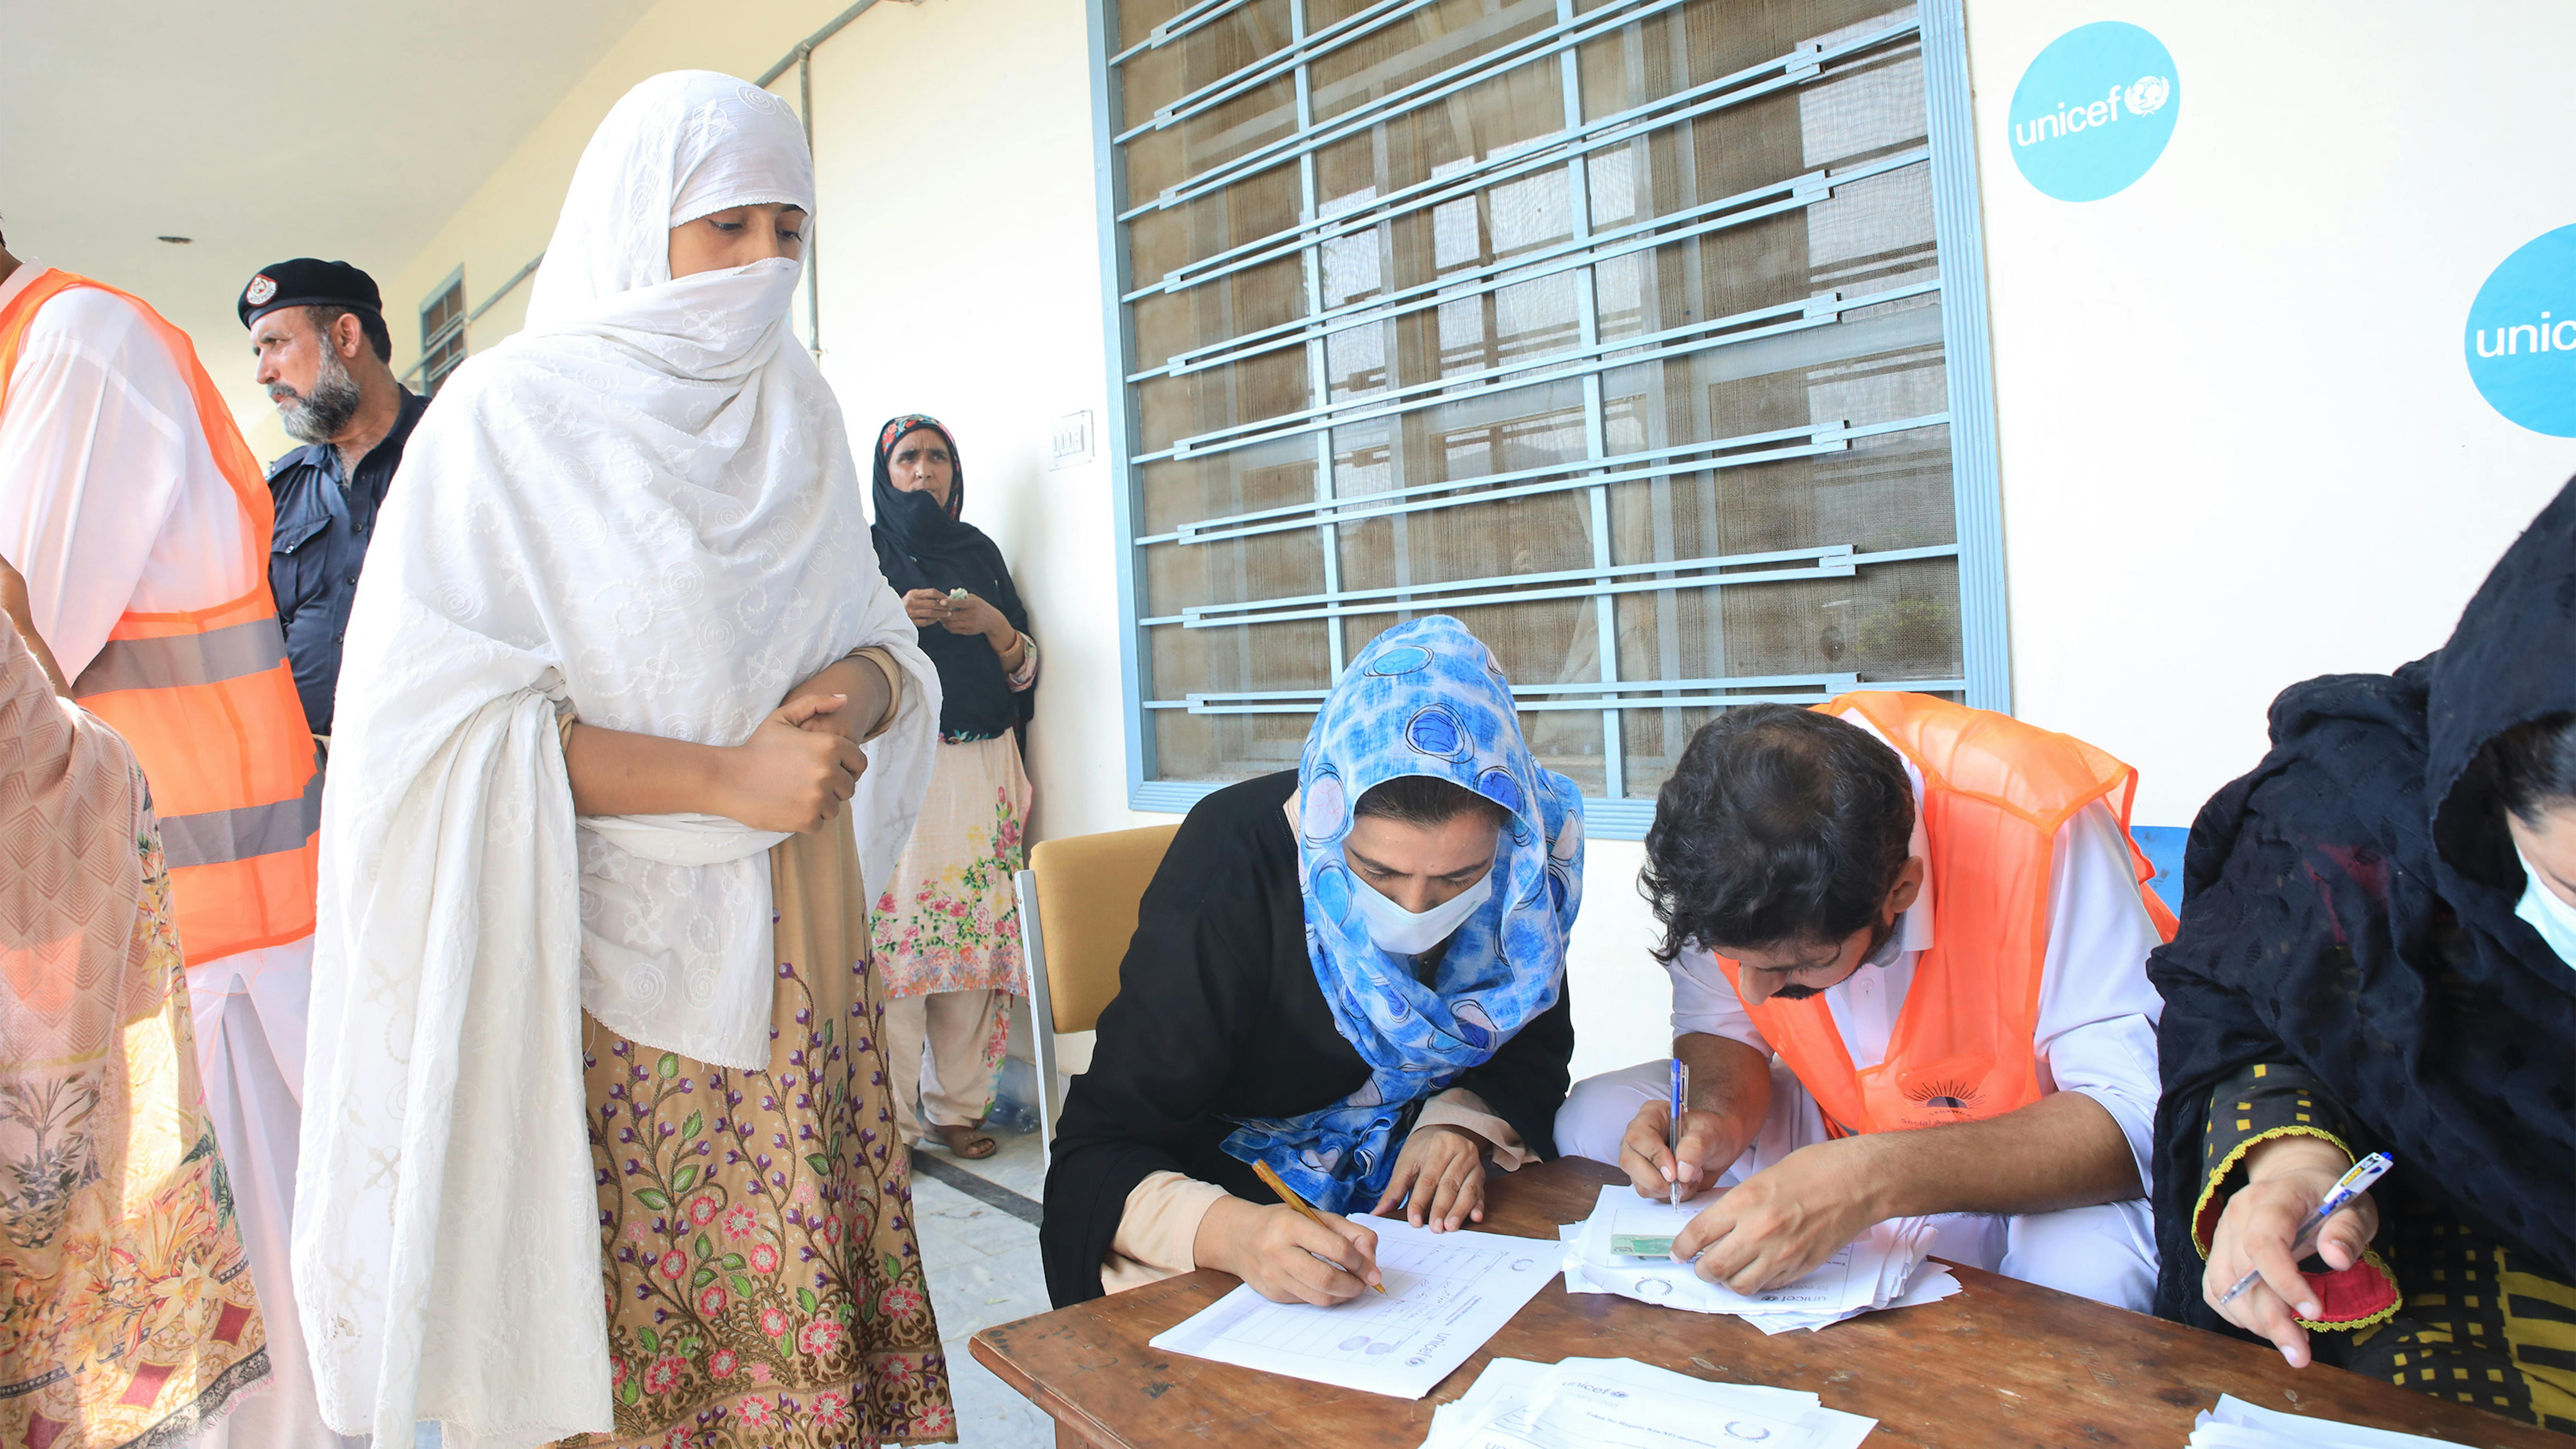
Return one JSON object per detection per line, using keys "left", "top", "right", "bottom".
{"left": 1040, "top": 615, "right": 1585, "bottom": 1308}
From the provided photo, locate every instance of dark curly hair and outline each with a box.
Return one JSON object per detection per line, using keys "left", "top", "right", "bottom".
{"left": 1640, "top": 705, "right": 1914, "bottom": 963}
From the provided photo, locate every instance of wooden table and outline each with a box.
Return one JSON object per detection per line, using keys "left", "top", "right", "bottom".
{"left": 972, "top": 1158, "right": 2561, "bottom": 1448}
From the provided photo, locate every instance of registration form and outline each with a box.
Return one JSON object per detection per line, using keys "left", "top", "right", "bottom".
{"left": 1149, "top": 1215, "right": 1560, "bottom": 1399}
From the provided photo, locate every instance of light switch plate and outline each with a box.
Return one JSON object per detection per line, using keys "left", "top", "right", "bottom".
{"left": 1049, "top": 410, "right": 1095, "bottom": 470}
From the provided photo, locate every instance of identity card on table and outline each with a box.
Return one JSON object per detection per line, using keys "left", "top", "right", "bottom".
{"left": 1149, "top": 1215, "right": 1561, "bottom": 1400}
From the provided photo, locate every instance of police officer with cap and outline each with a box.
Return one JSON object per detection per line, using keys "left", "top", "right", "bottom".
{"left": 242, "top": 258, "right": 425, "bottom": 755}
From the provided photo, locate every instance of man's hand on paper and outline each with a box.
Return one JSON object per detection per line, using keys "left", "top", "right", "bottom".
{"left": 1618, "top": 1099, "right": 1748, "bottom": 1203}
{"left": 1374, "top": 1124, "right": 1488, "bottom": 1230}
{"left": 2203, "top": 1135, "right": 2378, "bottom": 1368}
{"left": 1669, "top": 1137, "right": 1881, "bottom": 1294}
{"left": 1196, "top": 1195, "right": 1384, "bottom": 1306}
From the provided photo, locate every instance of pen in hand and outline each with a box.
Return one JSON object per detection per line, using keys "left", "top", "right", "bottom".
{"left": 1667, "top": 1059, "right": 1690, "bottom": 1207}
{"left": 1252, "top": 1158, "right": 1386, "bottom": 1295}
{"left": 2217, "top": 1152, "right": 2393, "bottom": 1307}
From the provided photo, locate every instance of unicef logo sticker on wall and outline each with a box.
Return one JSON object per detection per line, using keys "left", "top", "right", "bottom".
{"left": 2009, "top": 22, "right": 2179, "bottom": 202}
{"left": 2465, "top": 225, "right": 2576, "bottom": 437}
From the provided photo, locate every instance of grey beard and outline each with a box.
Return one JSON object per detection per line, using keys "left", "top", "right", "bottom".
{"left": 275, "top": 348, "right": 362, "bottom": 444}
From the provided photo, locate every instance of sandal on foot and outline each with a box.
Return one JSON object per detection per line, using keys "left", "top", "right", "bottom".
{"left": 935, "top": 1123, "right": 997, "bottom": 1159}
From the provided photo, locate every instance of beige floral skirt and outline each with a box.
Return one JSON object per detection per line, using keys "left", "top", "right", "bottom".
{"left": 0, "top": 808, "right": 269, "bottom": 1449}
{"left": 561, "top": 824, "right": 956, "bottom": 1448}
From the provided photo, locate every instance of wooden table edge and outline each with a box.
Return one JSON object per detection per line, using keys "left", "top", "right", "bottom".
{"left": 969, "top": 1330, "right": 1122, "bottom": 1448}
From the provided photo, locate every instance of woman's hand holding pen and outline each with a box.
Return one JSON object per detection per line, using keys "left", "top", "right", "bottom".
{"left": 1373, "top": 1124, "right": 1488, "bottom": 1231}
{"left": 2204, "top": 1136, "right": 2379, "bottom": 1367}
{"left": 1195, "top": 1196, "right": 1382, "bottom": 1306}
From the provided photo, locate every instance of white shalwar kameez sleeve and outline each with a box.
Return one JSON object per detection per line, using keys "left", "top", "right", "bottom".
{"left": 1552, "top": 715, "right": 2167, "bottom": 1312}
{"left": 0, "top": 259, "right": 356, "bottom": 1448}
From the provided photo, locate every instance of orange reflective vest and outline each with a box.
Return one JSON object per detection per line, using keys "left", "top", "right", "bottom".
{"left": 1714, "top": 692, "right": 2177, "bottom": 1137}
{"left": 0, "top": 269, "right": 319, "bottom": 965}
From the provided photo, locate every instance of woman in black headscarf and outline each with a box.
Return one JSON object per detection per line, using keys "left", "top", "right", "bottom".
{"left": 866, "top": 414, "right": 1038, "bottom": 1160}
{"left": 2149, "top": 478, "right": 2576, "bottom": 1434}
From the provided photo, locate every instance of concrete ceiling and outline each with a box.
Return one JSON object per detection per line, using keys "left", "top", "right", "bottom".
{"left": 0, "top": 0, "right": 656, "bottom": 425}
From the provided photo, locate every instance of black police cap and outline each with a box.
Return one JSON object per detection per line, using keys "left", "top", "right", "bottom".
{"left": 239, "top": 258, "right": 383, "bottom": 329}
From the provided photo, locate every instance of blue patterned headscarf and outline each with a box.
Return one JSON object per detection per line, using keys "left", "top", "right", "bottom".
{"left": 1221, "top": 616, "right": 1585, "bottom": 1212}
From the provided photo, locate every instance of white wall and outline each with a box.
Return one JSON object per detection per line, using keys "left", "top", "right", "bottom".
{"left": 1964, "top": 0, "right": 2576, "bottom": 828}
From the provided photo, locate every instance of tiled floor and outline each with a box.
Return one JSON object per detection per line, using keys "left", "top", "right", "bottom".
{"left": 903, "top": 1126, "right": 1056, "bottom": 1448}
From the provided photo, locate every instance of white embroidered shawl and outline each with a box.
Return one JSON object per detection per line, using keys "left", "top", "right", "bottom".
{"left": 295, "top": 71, "right": 939, "bottom": 1449}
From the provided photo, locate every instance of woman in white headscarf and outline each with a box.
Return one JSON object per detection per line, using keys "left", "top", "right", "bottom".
{"left": 297, "top": 73, "right": 954, "bottom": 1449}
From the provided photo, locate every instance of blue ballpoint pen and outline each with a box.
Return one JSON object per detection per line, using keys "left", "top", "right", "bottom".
{"left": 1667, "top": 1059, "right": 1690, "bottom": 1206}
{"left": 2217, "top": 1152, "right": 2393, "bottom": 1307}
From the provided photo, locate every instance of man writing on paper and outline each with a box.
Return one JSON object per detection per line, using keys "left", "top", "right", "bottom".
{"left": 1555, "top": 695, "right": 2177, "bottom": 1310}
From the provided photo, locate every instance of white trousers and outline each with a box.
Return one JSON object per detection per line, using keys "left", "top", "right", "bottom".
{"left": 1555, "top": 1057, "right": 2157, "bottom": 1313}
{"left": 182, "top": 947, "right": 365, "bottom": 1449}
{"left": 883, "top": 988, "right": 1008, "bottom": 1143}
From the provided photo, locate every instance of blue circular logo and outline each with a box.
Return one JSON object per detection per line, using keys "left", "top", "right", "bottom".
{"left": 2464, "top": 225, "right": 2576, "bottom": 438}
{"left": 2008, "top": 22, "right": 2179, "bottom": 202}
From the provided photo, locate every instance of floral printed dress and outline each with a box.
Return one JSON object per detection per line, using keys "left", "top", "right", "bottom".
{"left": 563, "top": 820, "right": 954, "bottom": 1448}
{"left": 870, "top": 734, "right": 1031, "bottom": 1002}
{"left": 0, "top": 785, "right": 269, "bottom": 1448}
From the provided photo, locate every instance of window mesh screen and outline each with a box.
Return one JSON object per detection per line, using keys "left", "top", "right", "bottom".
{"left": 1104, "top": 0, "right": 1989, "bottom": 812}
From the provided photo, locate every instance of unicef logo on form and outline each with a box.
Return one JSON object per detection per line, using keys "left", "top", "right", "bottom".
{"left": 2008, "top": 22, "right": 2179, "bottom": 202}
{"left": 2465, "top": 225, "right": 2576, "bottom": 437}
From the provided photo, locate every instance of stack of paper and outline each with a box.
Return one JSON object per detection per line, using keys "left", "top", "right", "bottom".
{"left": 1149, "top": 1215, "right": 1562, "bottom": 1399}
{"left": 1420, "top": 1357, "right": 1877, "bottom": 1449}
{"left": 1558, "top": 1185, "right": 1959, "bottom": 1333}
{"left": 2187, "top": 1395, "right": 2473, "bottom": 1448}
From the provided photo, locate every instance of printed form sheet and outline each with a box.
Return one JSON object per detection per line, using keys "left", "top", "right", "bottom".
{"left": 1149, "top": 1215, "right": 1561, "bottom": 1399}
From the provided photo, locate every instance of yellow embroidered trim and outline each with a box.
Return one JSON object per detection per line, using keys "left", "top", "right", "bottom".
{"left": 2300, "top": 1250, "right": 2401, "bottom": 1334}
{"left": 2193, "top": 1124, "right": 2354, "bottom": 1257}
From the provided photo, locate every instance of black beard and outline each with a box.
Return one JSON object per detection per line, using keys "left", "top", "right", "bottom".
{"left": 274, "top": 347, "right": 362, "bottom": 444}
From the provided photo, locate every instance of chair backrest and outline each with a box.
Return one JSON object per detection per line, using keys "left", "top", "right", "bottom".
{"left": 1027, "top": 823, "right": 1181, "bottom": 1035}
{"left": 2129, "top": 824, "right": 2190, "bottom": 915}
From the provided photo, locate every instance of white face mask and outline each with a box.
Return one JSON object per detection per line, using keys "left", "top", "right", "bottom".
{"left": 2513, "top": 841, "right": 2576, "bottom": 969}
{"left": 1347, "top": 864, "right": 1493, "bottom": 957}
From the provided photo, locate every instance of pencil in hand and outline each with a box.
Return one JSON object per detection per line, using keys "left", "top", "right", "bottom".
{"left": 1251, "top": 1158, "right": 1387, "bottom": 1295}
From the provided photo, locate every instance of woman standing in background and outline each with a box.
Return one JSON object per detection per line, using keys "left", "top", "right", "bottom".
{"left": 869, "top": 415, "right": 1039, "bottom": 1160}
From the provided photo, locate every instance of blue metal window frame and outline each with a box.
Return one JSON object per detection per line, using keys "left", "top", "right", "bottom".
{"left": 1087, "top": 0, "right": 2008, "bottom": 835}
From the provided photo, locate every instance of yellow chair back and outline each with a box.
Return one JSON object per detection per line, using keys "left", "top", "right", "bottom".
{"left": 1026, "top": 823, "right": 1180, "bottom": 1035}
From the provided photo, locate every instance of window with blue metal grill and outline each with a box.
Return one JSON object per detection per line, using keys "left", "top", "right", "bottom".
{"left": 1094, "top": 0, "right": 2003, "bottom": 834}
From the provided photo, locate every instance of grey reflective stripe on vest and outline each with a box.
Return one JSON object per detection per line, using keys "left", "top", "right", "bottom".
{"left": 158, "top": 761, "right": 323, "bottom": 869}
{"left": 71, "top": 614, "right": 289, "bottom": 697}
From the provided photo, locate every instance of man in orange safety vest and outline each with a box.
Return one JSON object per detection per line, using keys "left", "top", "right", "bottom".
{"left": 1555, "top": 693, "right": 2178, "bottom": 1312}
{"left": 0, "top": 230, "right": 354, "bottom": 1448}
